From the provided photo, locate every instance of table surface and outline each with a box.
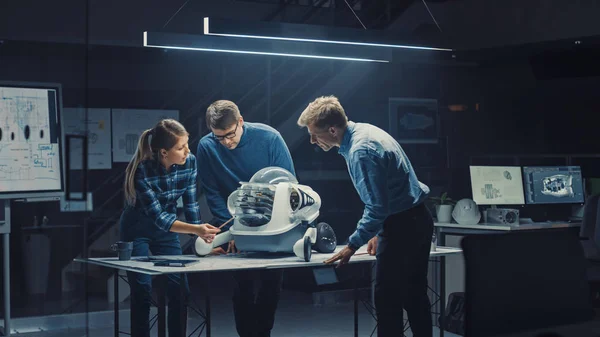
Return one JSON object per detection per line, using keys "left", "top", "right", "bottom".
{"left": 74, "top": 245, "right": 462, "bottom": 275}
{"left": 434, "top": 221, "right": 581, "bottom": 231}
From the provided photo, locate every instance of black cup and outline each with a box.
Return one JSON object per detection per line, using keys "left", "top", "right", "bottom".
{"left": 111, "top": 241, "right": 133, "bottom": 261}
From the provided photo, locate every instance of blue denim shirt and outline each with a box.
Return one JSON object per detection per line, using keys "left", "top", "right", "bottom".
{"left": 338, "top": 121, "right": 430, "bottom": 249}
{"left": 196, "top": 122, "right": 296, "bottom": 229}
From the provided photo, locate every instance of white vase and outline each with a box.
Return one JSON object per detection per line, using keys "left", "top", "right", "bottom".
{"left": 436, "top": 204, "right": 453, "bottom": 223}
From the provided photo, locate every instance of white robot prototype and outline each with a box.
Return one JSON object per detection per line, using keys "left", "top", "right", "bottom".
{"left": 193, "top": 167, "right": 337, "bottom": 261}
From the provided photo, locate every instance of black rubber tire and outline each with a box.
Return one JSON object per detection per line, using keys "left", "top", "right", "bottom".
{"left": 303, "top": 236, "right": 312, "bottom": 262}
{"left": 313, "top": 222, "right": 337, "bottom": 253}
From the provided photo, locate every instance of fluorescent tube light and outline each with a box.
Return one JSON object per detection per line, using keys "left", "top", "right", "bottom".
{"left": 143, "top": 31, "right": 391, "bottom": 63}
{"left": 203, "top": 17, "right": 453, "bottom": 52}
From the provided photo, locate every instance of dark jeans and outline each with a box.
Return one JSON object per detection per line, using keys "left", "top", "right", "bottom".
{"left": 120, "top": 209, "right": 190, "bottom": 337}
{"left": 232, "top": 269, "right": 284, "bottom": 337}
{"left": 375, "top": 203, "right": 434, "bottom": 337}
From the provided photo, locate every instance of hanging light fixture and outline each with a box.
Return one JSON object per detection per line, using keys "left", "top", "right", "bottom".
{"left": 143, "top": 30, "right": 392, "bottom": 63}
{"left": 203, "top": 17, "right": 453, "bottom": 52}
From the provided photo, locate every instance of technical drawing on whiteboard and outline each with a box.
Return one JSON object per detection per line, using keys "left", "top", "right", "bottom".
{"left": 0, "top": 83, "right": 63, "bottom": 197}
{"left": 469, "top": 166, "right": 525, "bottom": 205}
{"left": 111, "top": 109, "right": 179, "bottom": 162}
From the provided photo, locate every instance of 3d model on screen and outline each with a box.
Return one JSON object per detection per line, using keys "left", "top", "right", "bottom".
{"left": 193, "top": 167, "right": 337, "bottom": 261}
{"left": 541, "top": 174, "right": 574, "bottom": 198}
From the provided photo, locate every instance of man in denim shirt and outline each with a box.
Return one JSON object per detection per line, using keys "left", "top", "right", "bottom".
{"left": 297, "top": 95, "right": 434, "bottom": 337}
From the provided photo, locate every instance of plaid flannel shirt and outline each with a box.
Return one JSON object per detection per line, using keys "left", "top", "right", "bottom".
{"left": 134, "top": 154, "right": 201, "bottom": 232}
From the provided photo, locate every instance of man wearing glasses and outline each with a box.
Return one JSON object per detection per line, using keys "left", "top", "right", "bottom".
{"left": 196, "top": 99, "right": 296, "bottom": 337}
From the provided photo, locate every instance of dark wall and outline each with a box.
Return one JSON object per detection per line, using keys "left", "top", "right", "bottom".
{"left": 2, "top": 37, "right": 600, "bottom": 300}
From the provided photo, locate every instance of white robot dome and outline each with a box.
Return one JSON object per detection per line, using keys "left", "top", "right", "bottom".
{"left": 227, "top": 166, "right": 316, "bottom": 228}
{"left": 249, "top": 166, "right": 298, "bottom": 184}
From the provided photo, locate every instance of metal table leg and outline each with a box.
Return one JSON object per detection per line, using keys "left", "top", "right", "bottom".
{"left": 206, "top": 273, "right": 211, "bottom": 337}
{"left": 114, "top": 270, "right": 119, "bottom": 337}
{"left": 180, "top": 273, "right": 187, "bottom": 337}
{"left": 440, "top": 255, "right": 446, "bottom": 337}
{"left": 2, "top": 233, "right": 10, "bottom": 337}
{"left": 438, "top": 229, "right": 446, "bottom": 337}
{"left": 354, "top": 279, "right": 359, "bottom": 337}
{"left": 157, "top": 276, "right": 166, "bottom": 337}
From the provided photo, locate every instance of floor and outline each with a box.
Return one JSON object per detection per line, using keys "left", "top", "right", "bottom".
{"left": 7, "top": 292, "right": 458, "bottom": 337}
{"left": 4, "top": 271, "right": 459, "bottom": 337}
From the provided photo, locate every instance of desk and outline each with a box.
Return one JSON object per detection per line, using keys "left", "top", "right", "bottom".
{"left": 75, "top": 245, "right": 462, "bottom": 337}
{"left": 435, "top": 221, "right": 582, "bottom": 250}
{"left": 432, "top": 221, "right": 582, "bottom": 334}
{"left": 435, "top": 221, "right": 581, "bottom": 236}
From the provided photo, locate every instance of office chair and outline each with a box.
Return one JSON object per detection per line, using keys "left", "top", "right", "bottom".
{"left": 579, "top": 194, "right": 600, "bottom": 308}
{"left": 580, "top": 194, "right": 600, "bottom": 259}
{"left": 461, "top": 229, "right": 595, "bottom": 337}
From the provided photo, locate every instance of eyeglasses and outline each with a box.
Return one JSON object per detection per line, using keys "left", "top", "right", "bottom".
{"left": 213, "top": 121, "right": 239, "bottom": 141}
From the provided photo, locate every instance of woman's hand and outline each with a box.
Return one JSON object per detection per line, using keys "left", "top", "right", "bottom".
{"left": 196, "top": 223, "right": 221, "bottom": 243}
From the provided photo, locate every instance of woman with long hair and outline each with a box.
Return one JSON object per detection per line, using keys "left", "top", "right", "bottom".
{"left": 120, "top": 118, "right": 219, "bottom": 337}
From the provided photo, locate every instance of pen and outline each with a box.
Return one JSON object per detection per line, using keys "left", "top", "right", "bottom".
{"left": 219, "top": 217, "right": 234, "bottom": 229}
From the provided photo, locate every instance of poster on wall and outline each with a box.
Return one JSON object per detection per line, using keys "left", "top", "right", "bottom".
{"left": 388, "top": 98, "right": 439, "bottom": 143}
{"left": 111, "top": 109, "right": 179, "bottom": 162}
{"left": 62, "top": 107, "right": 112, "bottom": 170}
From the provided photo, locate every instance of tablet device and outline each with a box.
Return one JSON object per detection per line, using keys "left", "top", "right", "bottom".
{"left": 152, "top": 259, "right": 200, "bottom": 267}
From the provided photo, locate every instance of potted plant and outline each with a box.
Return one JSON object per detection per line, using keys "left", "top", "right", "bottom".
{"left": 428, "top": 192, "right": 456, "bottom": 223}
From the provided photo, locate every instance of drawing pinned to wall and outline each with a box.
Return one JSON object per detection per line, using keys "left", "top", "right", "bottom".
{"left": 111, "top": 109, "right": 179, "bottom": 162}
{"left": 388, "top": 98, "right": 439, "bottom": 143}
{"left": 63, "top": 108, "right": 112, "bottom": 170}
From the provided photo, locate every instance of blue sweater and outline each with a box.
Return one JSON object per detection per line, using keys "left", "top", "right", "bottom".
{"left": 196, "top": 122, "right": 296, "bottom": 229}
{"left": 338, "top": 121, "right": 430, "bottom": 249}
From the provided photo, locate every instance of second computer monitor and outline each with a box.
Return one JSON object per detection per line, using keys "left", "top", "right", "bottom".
{"left": 469, "top": 166, "right": 526, "bottom": 205}
{"left": 523, "top": 166, "right": 585, "bottom": 204}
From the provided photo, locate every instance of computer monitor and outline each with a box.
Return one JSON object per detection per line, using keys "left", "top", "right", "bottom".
{"left": 469, "top": 166, "right": 525, "bottom": 205}
{"left": 523, "top": 166, "right": 584, "bottom": 204}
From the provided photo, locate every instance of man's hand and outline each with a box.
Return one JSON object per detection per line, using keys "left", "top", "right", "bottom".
{"left": 210, "top": 247, "right": 227, "bottom": 255}
{"left": 323, "top": 246, "right": 356, "bottom": 268}
{"left": 367, "top": 236, "right": 378, "bottom": 255}
{"left": 210, "top": 240, "right": 240, "bottom": 255}
{"left": 226, "top": 240, "right": 240, "bottom": 254}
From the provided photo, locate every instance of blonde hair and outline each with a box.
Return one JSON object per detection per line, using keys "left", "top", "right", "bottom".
{"left": 124, "top": 119, "right": 188, "bottom": 206}
{"left": 297, "top": 95, "right": 348, "bottom": 129}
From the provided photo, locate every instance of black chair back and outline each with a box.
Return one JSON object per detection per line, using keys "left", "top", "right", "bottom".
{"left": 461, "top": 229, "right": 594, "bottom": 337}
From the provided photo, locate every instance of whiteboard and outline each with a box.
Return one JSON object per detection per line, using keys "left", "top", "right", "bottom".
{"left": 111, "top": 109, "right": 179, "bottom": 163}
{"left": 62, "top": 108, "right": 112, "bottom": 170}
{"left": 0, "top": 82, "right": 64, "bottom": 199}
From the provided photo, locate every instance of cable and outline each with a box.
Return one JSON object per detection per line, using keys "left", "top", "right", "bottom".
{"left": 421, "top": 0, "right": 442, "bottom": 32}
{"left": 343, "top": 0, "right": 367, "bottom": 30}
{"left": 163, "top": 0, "right": 192, "bottom": 30}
